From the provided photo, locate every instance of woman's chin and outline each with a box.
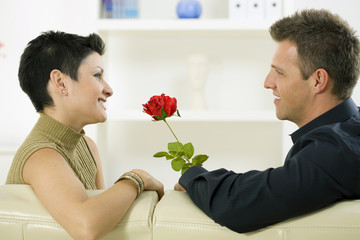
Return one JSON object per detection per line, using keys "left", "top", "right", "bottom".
{"left": 88, "top": 113, "right": 107, "bottom": 125}
{"left": 97, "top": 108, "right": 108, "bottom": 122}
{"left": 97, "top": 114, "right": 107, "bottom": 123}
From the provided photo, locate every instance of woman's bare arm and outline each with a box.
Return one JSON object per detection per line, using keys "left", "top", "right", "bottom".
{"left": 23, "top": 148, "right": 163, "bottom": 240}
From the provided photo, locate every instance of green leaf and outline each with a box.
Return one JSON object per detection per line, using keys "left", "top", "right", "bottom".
{"left": 176, "top": 109, "right": 181, "bottom": 117}
{"left": 181, "top": 163, "right": 192, "bottom": 175}
{"left": 176, "top": 151, "right": 185, "bottom": 157}
{"left": 183, "top": 142, "right": 194, "bottom": 159}
{"left": 169, "top": 151, "right": 178, "bottom": 156}
{"left": 166, "top": 155, "right": 175, "bottom": 160}
{"left": 151, "top": 107, "right": 169, "bottom": 121}
{"left": 152, "top": 115, "right": 162, "bottom": 121}
{"left": 153, "top": 151, "right": 170, "bottom": 158}
{"left": 171, "top": 157, "right": 186, "bottom": 171}
{"left": 168, "top": 142, "right": 183, "bottom": 152}
{"left": 160, "top": 107, "right": 169, "bottom": 119}
{"left": 192, "top": 154, "right": 209, "bottom": 166}
{"left": 181, "top": 166, "right": 190, "bottom": 175}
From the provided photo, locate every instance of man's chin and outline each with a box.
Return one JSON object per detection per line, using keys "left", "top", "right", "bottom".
{"left": 275, "top": 110, "right": 286, "bottom": 121}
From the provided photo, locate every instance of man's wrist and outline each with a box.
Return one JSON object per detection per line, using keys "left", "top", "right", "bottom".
{"left": 179, "top": 166, "right": 208, "bottom": 189}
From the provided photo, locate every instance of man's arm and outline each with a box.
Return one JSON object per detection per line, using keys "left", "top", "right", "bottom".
{"left": 178, "top": 140, "right": 353, "bottom": 233}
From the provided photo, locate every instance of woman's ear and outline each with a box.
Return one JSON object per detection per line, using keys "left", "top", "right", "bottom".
{"left": 312, "top": 68, "right": 330, "bottom": 94}
{"left": 49, "top": 69, "right": 67, "bottom": 95}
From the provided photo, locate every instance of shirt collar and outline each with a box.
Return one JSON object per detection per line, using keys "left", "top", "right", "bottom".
{"left": 290, "top": 98, "right": 358, "bottom": 143}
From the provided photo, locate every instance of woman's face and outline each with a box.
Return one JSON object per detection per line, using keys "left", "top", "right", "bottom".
{"left": 66, "top": 52, "right": 113, "bottom": 129}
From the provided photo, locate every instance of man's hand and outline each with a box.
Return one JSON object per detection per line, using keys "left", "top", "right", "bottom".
{"left": 174, "top": 183, "right": 186, "bottom": 192}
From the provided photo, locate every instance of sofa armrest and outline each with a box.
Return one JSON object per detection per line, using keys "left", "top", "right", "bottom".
{"left": 0, "top": 184, "right": 158, "bottom": 240}
{"left": 153, "top": 190, "right": 360, "bottom": 240}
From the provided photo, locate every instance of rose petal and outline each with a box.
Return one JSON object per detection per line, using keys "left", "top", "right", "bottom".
{"left": 143, "top": 93, "right": 178, "bottom": 120}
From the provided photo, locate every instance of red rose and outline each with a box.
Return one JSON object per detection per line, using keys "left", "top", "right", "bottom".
{"left": 143, "top": 93, "right": 207, "bottom": 174}
{"left": 143, "top": 94, "right": 177, "bottom": 120}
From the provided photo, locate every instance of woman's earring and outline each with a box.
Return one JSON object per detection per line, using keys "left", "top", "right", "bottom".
{"left": 62, "top": 90, "right": 66, "bottom": 95}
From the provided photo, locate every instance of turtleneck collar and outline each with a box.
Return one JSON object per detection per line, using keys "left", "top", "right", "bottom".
{"left": 33, "top": 113, "right": 85, "bottom": 153}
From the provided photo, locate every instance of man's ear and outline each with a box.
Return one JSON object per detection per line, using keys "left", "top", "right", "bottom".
{"left": 312, "top": 68, "right": 330, "bottom": 94}
{"left": 49, "top": 69, "right": 67, "bottom": 95}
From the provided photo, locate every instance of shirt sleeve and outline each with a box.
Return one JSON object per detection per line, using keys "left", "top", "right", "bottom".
{"left": 179, "top": 134, "right": 355, "bottom": 233}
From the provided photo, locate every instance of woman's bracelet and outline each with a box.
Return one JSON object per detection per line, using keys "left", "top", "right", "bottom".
{"left": 114, "top": 171, "right": 144, "bottom": 197}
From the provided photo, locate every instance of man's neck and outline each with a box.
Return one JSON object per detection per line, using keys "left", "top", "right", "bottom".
{"left": 297, "top": 96, "right": 343, "bottom": 128}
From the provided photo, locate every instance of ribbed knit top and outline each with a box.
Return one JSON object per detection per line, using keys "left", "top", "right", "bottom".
{"left": 6, "top": 113, "right": 97, "bottom": 190}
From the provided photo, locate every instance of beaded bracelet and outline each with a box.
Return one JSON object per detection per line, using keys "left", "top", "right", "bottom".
{"left": 115, "top": 171, "right": 144, "bottom": 197}
{"left": 127, "top": 172, "right": 144, "bottom": 193}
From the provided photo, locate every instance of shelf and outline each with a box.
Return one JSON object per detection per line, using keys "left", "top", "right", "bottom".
{"left": 106, "top": 110, "right": 278, "bottom": 122}
{"left": 96, "top": 19, "right": 273, "bottom": 32}
{"left": 0, "top": 147, "right": 17, "bottom": 154}
{"left": 92, "top": 0, "right": 297, "bottom": 189}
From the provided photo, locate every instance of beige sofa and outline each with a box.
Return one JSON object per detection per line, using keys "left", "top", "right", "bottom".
{"left": 0, "top": 185, "right": 359, "bottom": 240}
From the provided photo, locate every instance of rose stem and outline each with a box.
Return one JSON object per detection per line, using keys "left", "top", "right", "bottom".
{"left": 164, "top": 119, "right": 180, "bottom": 144}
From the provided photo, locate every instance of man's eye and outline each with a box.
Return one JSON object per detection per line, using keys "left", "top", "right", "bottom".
{"left": 275, "top": 70, "right": 283, "bottom": 75}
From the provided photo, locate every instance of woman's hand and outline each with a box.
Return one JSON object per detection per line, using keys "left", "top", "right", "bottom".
{"left": 131, "top": 169, "right": 164, "bottom": 199}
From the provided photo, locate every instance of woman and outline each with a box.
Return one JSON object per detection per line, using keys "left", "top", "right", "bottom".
{"left": 6, "top": 31, "right": 164, "bottom": 240}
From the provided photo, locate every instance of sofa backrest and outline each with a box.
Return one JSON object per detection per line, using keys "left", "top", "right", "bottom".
{"left": 0, "top": 184, "right": 158, "bottom": 240}
{"left": 0, "top": 185, "right": 360, "bottom": 240}
{"left": 153, "top": 191, "right": 360, "bottom": 240}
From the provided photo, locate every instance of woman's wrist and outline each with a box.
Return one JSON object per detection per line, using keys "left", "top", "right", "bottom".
{"left": 114, "top": 171, "right": 144, "bottom": 197}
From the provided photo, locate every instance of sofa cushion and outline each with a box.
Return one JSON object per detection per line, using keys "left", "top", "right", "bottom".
{"left": 0, "top": 184, "right": 158, "bottom": 240}
{"left": 153, "top": 190, "right": 360, "bottom": 240}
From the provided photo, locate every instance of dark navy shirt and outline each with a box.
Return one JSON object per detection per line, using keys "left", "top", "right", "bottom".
{"left": 179, "top": 98, "right": 360, "bottom": 233}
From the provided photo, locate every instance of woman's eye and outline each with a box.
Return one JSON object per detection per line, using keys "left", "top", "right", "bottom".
{"left": 94, "top": 73, "right": 101, "bottom": 79}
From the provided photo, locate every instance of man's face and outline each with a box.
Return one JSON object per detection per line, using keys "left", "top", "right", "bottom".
{"left": 264, "top": 40, "right": 313, "bottom": 127}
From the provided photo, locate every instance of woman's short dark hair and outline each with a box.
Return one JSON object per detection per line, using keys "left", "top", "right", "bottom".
{"left": 18, "top": 31, "right": 105, "bottom": 112}
{"left": 269, "top": 9, "right": 360, "bottom": 100}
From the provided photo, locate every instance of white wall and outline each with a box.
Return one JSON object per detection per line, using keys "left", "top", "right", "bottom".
{"left": 1, "top": 0, "right": 360, "bottom": 184}
{"left": 0, "top": 0, "right": 98, "bottom": 146}
{"left": 0, "top": 0, "right": 97, "bottom": 183}
{"left": 294, "top": 0, "right": 360, "bottom": 105}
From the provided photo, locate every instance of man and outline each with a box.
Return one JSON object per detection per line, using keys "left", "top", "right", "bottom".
{"left": 175, "top": 9, "right": 360, "bottom": 233}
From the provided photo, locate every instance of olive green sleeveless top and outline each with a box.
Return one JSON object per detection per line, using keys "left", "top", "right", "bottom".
{"left": 6, "top": 113, "right": 97, "bottom": 190}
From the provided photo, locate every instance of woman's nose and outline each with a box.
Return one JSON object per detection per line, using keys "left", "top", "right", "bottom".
{"left": 103, "top": 81, "right": 113, "bottom": 97}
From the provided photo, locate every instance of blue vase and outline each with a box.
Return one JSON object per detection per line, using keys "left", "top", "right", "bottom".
{"left": 176, "top": 0, "right": 202, "bottom": 19}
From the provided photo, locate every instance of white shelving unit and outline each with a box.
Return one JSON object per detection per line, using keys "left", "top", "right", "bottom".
{"left": 108, "top": 109, "right": 278, "bottom": 122}
{"left": 96, "top": 19, "right": 274, "bottom": 31}
{"left": 92, "top": 0, "right": 297, "bottom": 189}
